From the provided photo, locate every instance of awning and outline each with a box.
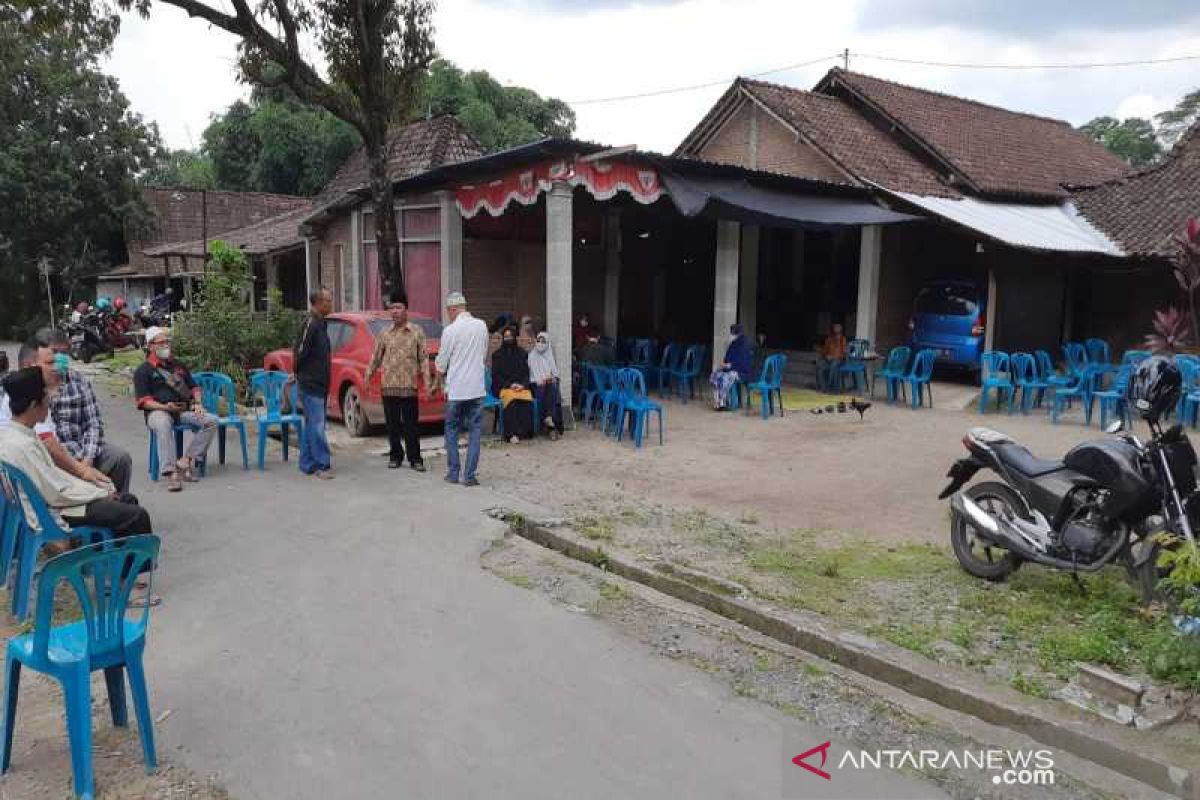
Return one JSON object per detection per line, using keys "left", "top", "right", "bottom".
{"left": 877, "top": 187, "right": 1125, "bottom": 256}
{"left": 661, "top": 172, "right": 917, "bottom": 228}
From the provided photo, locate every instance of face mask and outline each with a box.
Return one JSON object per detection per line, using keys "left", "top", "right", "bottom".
{"left": 53, "top": 353, "right": 70, "bottom": 375}
{"left": 155, "top": 346, "right": 171, "bottom": 360}
{"left": 535, "top": 341, "right": 549, "bottom": 353}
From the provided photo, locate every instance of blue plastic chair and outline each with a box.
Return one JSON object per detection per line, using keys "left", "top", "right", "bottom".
{"left": 1051, "top": 372, "right": 1092, "bottom": 425}
{"left": 872, "top": 346, "right": 910, "bottom": 401}
{"left": 1085, "top": 338, "right": 1111, "bottom": 367}
{"left": 978, "top": 351, "right": 1015, "bottom": 414}
{"left": 837, "top": 339, "right": 870, "bottom": 393}
{"left": 903, "top": 349, "right": 937, "bottom": 409}
{"left": 746, "top": 354, "right": 786, "bottom": 419}
{"left": 483, "top": 368, "right": 504, "bottom": 437}
{"left": 653, "top": 343, "right": 683, "bottom": 396}
{"left": 581, "top": 366, "right": 615, "bottom": 426}
{"left": 147, "top": 419, "right": 207, "bottom": 482}
{"left": 2, "top": 535, "right": 161, "bottom": 800}
{"left": 249, "top": 371, "right": 304, "bottom": 470}
{"left": 0, "top": 462, "right": 115, "bottom": 621}
{"left": 629, "top": 339, "right": 655, "bottom": 374}
{"left": 614, "top": 369, "right": 664, "bottom": 448}
{"left": 1122, "top": 350, "right": 1151, "bottom": 367}
{"left": 192, "top": 372, "right": 249, "bottom": 471}
{"left": 1063, "top": 342, "right": 1089, "bottom": 380}
{"left": 1175, "top": 358, "right": 1200, "bottom": 424}
{"left": 1011, "top": 352, "right": 1050, "bottom": 413}
{"left": 670, "top": 345, "right": 706, "bottom": 402}
{"left": 0, "top": 470, "right": 21, "bottom": 592}
{"left": 1091, "top": 363, "right": 1134, "bottom": 429}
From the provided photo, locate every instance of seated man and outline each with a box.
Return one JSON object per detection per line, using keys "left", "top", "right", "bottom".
{"left": 816, "top": 323, "right": 848, "bottom": 392}
{"left": 42, "top": 330, "right": 133, "bottom": 493}
{"left": 2, "top": 339, "right": 114, "bottom": 490}
{"left": 577, "top": 333, "right": 615, "bottom": 367}
{"left": 0, "top": 367, "right": 153, "bottom": 540}
{"left": 132, "top": 327, "right": 217, "bottom": 492}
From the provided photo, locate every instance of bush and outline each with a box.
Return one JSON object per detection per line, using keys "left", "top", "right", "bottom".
{"left": 172, "top": 240, "right": 302, "bottom": 396}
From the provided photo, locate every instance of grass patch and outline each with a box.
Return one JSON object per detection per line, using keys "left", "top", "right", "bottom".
{"left": 739, "top": 510, "right": 760, "bottom": 526}
{"left": 598, "top": 581, "right": 628, "bottom": 602}
{"left": 95, "top": 348, "right": 144, "bottom": 371}
{"left": 1009, "top": 671, "right": 1051, "bottom": 699}
{"left": 502, "top": 573, "right": 534, "bottom": 590}
{"left": 574, "top": 515, "right": 616, "bottom": 542}
{"left": 779, "top": 387, "right": 840, "bottom": 410}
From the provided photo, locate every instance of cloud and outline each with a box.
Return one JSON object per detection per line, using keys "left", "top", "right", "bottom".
{"left": 856, "top": 0, "right": 1200, "bottom": 35}
{"left": 1116, "top": 93, "right": 1176, "bottom": 120}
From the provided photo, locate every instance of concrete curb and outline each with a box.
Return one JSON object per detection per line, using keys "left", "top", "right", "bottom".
{"left": 504, "top": 513, "right": 1198, "bottom": 800}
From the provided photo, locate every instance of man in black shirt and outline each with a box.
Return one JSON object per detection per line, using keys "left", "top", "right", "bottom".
{"left": 293, "top": 290, "right": 334, "bottom": 479}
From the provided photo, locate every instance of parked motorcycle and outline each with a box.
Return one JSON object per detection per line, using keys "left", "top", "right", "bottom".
{"left": 60, "top": 312, "right": 109, "bottom": 363}
{"left": 939, "top": 356, "right": 1198, "bottom": 601}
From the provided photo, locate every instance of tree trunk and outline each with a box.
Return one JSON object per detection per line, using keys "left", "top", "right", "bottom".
{"left": 366, "top": 135, "right": 404, "bottom": 305}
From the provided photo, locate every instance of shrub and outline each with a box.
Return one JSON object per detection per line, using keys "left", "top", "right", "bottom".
{"left": 172, "top": 240, "right": 302, "bottom": 396}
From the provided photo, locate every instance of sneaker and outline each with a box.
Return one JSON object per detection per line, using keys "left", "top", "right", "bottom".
{"left": 313, "top": 470, "right": 335, "bottom": 480}
{"left": 444, "top": 474, "right": 459, "bottom": 484}
{"left": 388, "top": 458, "right": 402, "bottom": 469}
{"left": 463, "top": 477, "right": 480, "bottom": 487}
{"left": 411, "top": 462, "right": 427, "bottom": 473}
{"left": 508, "top": 435, "right": 520, "bottom": 444}
{"left": 544, "top": 416, "right": 556, "bottom": 429}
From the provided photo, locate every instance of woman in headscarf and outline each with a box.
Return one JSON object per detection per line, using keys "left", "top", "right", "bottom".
{"left": 491, "top": 325, "right": 535, "bottom": 442}
{"left": 528, "top": 330, "right": 563, "bottom": 440}
{"left": 487, "top": 314, "right": 512, "bottom": 367}
{"left": 518, "top": 315, "right": 537, "bottom": 352}
{"left": 710, "top": 323, "right": 754, "bottom": 410}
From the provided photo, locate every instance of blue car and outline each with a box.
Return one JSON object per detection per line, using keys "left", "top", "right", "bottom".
{"left": 909, "top": 280, "right": 986, "bottom": 374}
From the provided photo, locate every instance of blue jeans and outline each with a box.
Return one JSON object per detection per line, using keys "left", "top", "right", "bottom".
{"left": 299, "top": 390, "right": 331, "bottom": 474}
{"left": 444, "top": 397, "right": 483, "bottom": 482}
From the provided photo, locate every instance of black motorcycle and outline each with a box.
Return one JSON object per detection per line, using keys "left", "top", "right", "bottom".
{"left": 938, "top": 415, "right": 1199, "bottom": 599}
{"left": 60, "top": 313, "right": 109, "bottom": 363}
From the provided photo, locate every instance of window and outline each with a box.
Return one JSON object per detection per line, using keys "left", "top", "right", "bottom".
{"left": 326, "top": 319, "right": 354, "bottom": 353}
{"left": 915, "top": 284, "right": 979, "bottom": 317}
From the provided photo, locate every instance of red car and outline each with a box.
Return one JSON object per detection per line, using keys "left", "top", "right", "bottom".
{"left": 264, "top": 311, "right": 445, "bottom": 435}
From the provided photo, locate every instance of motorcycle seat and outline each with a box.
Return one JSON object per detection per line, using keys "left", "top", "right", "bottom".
{"left": 993, "top": 442, "right": 1064, "bottom": 478}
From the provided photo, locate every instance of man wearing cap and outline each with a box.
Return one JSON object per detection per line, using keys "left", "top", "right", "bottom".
{"left": 434, "top": 291, "right": 489, "bottom": 486}
{"left": 133, "top": 327, "right": 218, "bottom": 492}
{"left": 0, "top": 367, "right": 153, "bottom": 539}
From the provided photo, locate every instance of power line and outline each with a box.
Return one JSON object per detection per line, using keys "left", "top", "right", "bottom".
{"left": 565, "top": 50, "right": 1200, "bottom": 107}
{"left": 565, "top": 54, "right": 842, "bottom": 105}
{"left": 854, "top": 52, "right": 1200, "bottom": 70}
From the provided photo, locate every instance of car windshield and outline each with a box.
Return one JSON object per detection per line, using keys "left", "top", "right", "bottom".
{"left": 915, "top": 285, "right": 978, "bottom": 316}
{"left": 368, "top": 318, "right": 443, "bottom": 339}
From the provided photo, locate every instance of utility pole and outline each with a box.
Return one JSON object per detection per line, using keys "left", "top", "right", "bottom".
{"left": 842, "top": 48, "right": 850, "bottom": 70}
{"left": 40, "top": 257, "right": 55, "bottom": 329}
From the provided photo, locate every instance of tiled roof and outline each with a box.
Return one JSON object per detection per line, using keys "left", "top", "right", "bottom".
{"left": 143, "top": 203, "right": 315, "bottom": 258}
{"left": 309, "top": 115, "right": 483, "bottom": 216}
{"left": 819, "top": 68, "right": 1131, "bottom": 199}
{"left": 1073, "top": 122, "right": 1200, "bottom": 258}
{"left": 737, "top": 78, "right": 957, "bottom": 197}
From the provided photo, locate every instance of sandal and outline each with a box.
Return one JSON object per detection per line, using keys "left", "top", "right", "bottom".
{"left": 166, "top": 472, "right": 182, "bottom": 492}
{"left": 178, "top": 458, "right": 200, "bottom": 482}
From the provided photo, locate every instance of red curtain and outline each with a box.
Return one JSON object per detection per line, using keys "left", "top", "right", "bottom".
{"left": 403, "top": 242, "right": 440, "bottom": 319}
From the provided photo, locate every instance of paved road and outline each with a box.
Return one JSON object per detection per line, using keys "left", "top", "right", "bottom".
{"left": 20, "top": 356, "right": 947, "bottom": 799}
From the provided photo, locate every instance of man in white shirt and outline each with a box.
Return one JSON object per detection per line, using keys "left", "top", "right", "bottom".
{"left": 434, "top": 292, "right": 489, "bottom": 486}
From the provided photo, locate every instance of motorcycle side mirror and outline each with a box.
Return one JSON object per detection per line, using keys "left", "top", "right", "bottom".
{"left": 1104, "top": 419, "right": 1125, "bottom": 435}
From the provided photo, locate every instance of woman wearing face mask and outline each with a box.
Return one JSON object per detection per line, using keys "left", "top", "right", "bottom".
{"left": 710, "top": 323, "right": 753, "bottom": 410}
{"left": 528, "top": 331, "right": 563, "bottom": 439}
{"left": 132, "top": 327, "right": 218, "bottom": 492}
{"left": 491, "top": 325, "right": 535, "bottom": 443}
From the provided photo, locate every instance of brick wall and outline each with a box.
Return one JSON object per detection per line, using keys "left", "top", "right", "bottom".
{"left": 696, "top": 100, "right": 845, "bottom": 183}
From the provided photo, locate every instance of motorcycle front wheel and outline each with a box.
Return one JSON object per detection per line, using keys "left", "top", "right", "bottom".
{"left": 950, "top": 481, "right": 1024, "bottom": 581}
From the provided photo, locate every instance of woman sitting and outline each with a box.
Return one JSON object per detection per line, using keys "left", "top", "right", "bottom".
{"left": 492, "top": 326, "right": 535, "bottom": 442}
{"left": 710, "top": 323, "right": 753, "bottom": 410}
{"left": 528, "top": 331, "right": 564, "bottom": 440}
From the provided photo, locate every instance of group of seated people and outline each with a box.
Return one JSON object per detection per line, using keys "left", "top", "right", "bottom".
{"left": 488, "top": 314, "right": 565, "bottom": 443}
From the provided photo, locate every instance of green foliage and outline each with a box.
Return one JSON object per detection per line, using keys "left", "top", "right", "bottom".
{"left": 143, "top": 148, "right": 216, "bottom": 189}
{"left": 0, "top": 4, "right": 159, "bottom": 335}
{"left": 417, "top": 59, "right": 576, "bottom": 152}
{"left": 1079, "top": 115, "right": 1163, "bottom": 167}
{"left": 172, "top": 241, "right": 301, "bottom": 394}
{"left": 1155, "top": 532, "right": 1200, "bottom": 617}
{"left": 1156, "top": 88, "right": 1200, "bottom": 150}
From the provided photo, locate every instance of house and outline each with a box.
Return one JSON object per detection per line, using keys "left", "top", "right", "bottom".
{"left": 97, "top": 188, "right": 311, "bottom": 309}
{"left": 674, "top": 68, "right": 1135, "bottom": 357}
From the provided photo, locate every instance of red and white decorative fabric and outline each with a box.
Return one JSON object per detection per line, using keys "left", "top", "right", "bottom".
{"left": 455, "top": 158, "right": 661, "bottom": 218}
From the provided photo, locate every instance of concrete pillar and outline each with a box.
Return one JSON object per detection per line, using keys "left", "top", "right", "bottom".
{"left": 985, "top": 267, "right": 998, "bottom": 353}
{"left": 603, "top": 210, "right": 622, "bottom": 338}
{"left": 738, "top": 224, "right": 759, "bottom": 339}
{"left": 546, "top": 181, "right": 574, "bottom": 410}
{"left": 713, "top": 220, "right": 740, "bottom": 371}
{"left": 855, "top": 225, "right": 882, "bottom": 345}
{"left": 304, "top": 237, "right": 319, "bottom": 301}
{"left": 438, "top": 191, "right": 463, "bottom": 324}
{"left": 350, "top": 209, "right": 363, "bottom": 311}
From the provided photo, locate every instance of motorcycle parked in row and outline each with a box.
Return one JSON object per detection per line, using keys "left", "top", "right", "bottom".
{"left": 59, "top": 312, "right": 109, "bottom": 363}
{"left": 939, "top": 356, "right": 1199, "bottom": 601}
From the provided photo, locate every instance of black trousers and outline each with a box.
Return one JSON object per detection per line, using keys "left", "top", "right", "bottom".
{"left": 63, "top": 492, "right": 152, "bottom": 538}
{"left": 382, "top": 395, "right": 422, "bottom": 465}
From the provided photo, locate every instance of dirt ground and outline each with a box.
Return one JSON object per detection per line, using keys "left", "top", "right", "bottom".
{"left": 483, "top": 392, "right": 1112, "bottom": 545}
{"left": 0, "top": 613, "right": 228, "bottom": 800}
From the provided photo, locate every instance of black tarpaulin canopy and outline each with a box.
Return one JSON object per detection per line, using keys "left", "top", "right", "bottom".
{"left": 661, "top": 172, "right": 917, "bottom": 228}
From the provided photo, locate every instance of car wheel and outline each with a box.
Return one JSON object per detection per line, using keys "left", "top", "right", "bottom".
{"left": 342, "top": 385, "right": 369, "bottom": 437}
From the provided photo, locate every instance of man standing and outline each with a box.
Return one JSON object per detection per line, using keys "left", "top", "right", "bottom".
{"left": 294, "top": 290, "right": 334, "bottom": 479}
{"left": 0, "top": 367, "right": 152, "bottom": 538}
{"left": 365, "top": 294, "right": 431, "bottom": 472}
{"left": 435, "top": 292, "right": 488, "bottom": 487}
{"left": 43, "top": 330, "right": 133, "bottom": 493}
{"left": 133, "top": 327, "right": 218, "bottom": 492}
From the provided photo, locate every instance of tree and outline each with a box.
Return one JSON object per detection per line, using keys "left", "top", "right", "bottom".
{"left": 1156, "top": 89, "right": 1200, "bottom": 150}
{"left": 144, "top": 148, "right": 216, "bottom": 189}
{"left": 1079, "top": 116, "right": 1163, "bottom": 167}
{"left": 124, "top": 0, "right": 436, "bottom": 302}
{"left": 0, "top": 3, "right": 159, "bottom": 336}
{"left": 417, "top": 59, "right": 575, "bottom": 152}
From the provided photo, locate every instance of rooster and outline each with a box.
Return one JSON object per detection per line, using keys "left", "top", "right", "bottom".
{"left": 849, "top": 397, "right": 872, "bottom": 420}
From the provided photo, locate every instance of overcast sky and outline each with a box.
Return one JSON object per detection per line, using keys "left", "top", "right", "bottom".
{"left": 108, "top": 0, "right": 1200, "bottom": 154}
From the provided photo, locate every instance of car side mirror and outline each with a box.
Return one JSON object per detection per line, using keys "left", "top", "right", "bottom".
{"left": 1104, "top": 419, "right": 1125, "bottom": 435}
